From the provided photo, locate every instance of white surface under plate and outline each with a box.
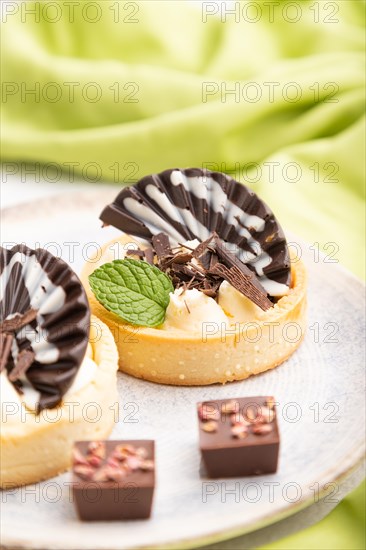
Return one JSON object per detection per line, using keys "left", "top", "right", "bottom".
{"left": 0, "top": 190, "right": 365, "bottom": 550}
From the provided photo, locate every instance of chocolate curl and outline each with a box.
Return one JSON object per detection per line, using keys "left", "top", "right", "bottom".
{"left": 125, "top": 247, "right": 155, "bottom": 265}
{"left": 0, "top": 308, "right": 38, "bottom": 333}
{"left": 0, "top": 308, "right": 38, "bottom": 377}
{"left": 0, "top": 333, "right": 14, "bottom": 372}
{"left": 8, "top": 349, "right": 36, "bottom": 382}
{"left": 209, "top": 263, "right": 272, "bottom": 311}
{"left": 152, "top": 233, "right": 172, "bottom": 258}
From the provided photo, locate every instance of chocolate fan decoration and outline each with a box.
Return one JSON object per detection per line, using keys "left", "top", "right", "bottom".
{"left": 0, "top": 244, "right": 90, "bottom": 411}
{"left": 100, "top": 168, "right": 291, "bottom": 296}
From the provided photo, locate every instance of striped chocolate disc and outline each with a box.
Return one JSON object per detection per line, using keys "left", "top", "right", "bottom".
{"left": 100, "top": 168, "right": 291, "bottom": 296}
{"left": 0, "top": 244, "right": 90, "bottom": 411}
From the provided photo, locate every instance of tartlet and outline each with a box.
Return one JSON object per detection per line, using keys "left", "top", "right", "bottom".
{"left": 81, "top": 168, "right": 307, "bottom": 385}
{"left": 0, "top": 245, "right": 118, "bottom": 487}
{"left": 82, "top": 237, "right": 306, "bottom": 385}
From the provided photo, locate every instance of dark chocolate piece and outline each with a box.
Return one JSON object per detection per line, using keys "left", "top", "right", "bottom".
{"left": 143, "top": 247, "right": 155, "bottom": 265}
{"left": 213, "top": 235, "right": 270, "bottom": 293}
{"left": 0, "top": 244, "right": 90, "bottom": 411}
{"left": 72, "top": 440, "right": 155, "bottom": 521}
{"left": 206, "top": 234, "right": 272, "bottom": 310}
{"left": 152, "top": 232, "right": 172, "bottom": 258}
{"left": 201, "top": 279, "right": 221, "bottom": 297}
{"left": 8, "top": 349, "right": 35, "bottom": 382}
{"left": 0, "top": 333, "right": 14, "bottom": 372}
{"left": 99, "top": 168, "right": 291, "bottom": 296}
{"left": 0, "top": 308, "right": 38, "bottom": 333}
{"left": 209, "top": 263, "right": 272, "bottom": 311}
{"left": 126, "top": 249, "right": 145, "bottom": 258}
{"left": 125, "top": 247, "right": 154, "bottom": 265}
{"left": 149, "top": 232, "right": 273, "bottom": 306}
{"left": 198, "top": 396, "right": 279, "bottom": 478}
{"left": 166, "top": 251, "right": 193, "bottom": 266}
{"left": 191, "top": 234, "right": 216, "bottom": 260}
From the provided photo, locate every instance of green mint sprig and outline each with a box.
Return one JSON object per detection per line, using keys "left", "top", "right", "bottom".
{"left": 89, "top": 259, "right": 173, "bottom": 327}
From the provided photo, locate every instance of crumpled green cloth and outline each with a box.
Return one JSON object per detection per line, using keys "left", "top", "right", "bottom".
{"left": 1, "top": 0, "right": 365, "bottom": 275}
{"left": 262, "top": 480, "right": 365, "bottom": 550}
{"left": 1, "top": 1, "right": 365, "bottom": 547}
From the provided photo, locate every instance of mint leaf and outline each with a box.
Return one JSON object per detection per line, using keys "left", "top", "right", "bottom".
{"left": 89, "top": 259, "right": 174, "bottom": 327}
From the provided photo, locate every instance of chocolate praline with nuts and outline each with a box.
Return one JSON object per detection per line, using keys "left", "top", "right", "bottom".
{"left": 197, "top": 397, "right": 279, "bottom": 478}
{"left": 72, "top": 440, "right": 155, "bottom": 521}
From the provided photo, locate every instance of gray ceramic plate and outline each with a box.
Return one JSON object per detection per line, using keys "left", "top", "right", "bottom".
{"left": 1, "top": 190, "right": 365, "bottom": 550}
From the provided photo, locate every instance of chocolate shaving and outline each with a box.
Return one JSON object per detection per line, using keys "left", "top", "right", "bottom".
{"left": 8, "top": 349, "right": 36, "bottom": 382}
{"left": 208, "top": 235, "right": 272, "bottom": 309}
{"left": 0, "top": 309, "right": 38, "bottom": 375}
{"left": 99, "top": 168, "right": 292, "bottom": 293}
{"left": 183, "top": 299, "right": 191, "bottom": 314}
{"left": 0, "top": 308, "right": 38, "bottom": 333}
{"left": 209, "top": 252, "right": 219, "bottom": 270}
{"left": 143, "top": 248, "right": 155, "bottom": 265}
{"left": 147, "top": 230, "right": 274, "bottom": 307}
{"left": 126, "top": 249, "right": 145, "bottom": 258}
{"left": 172, "top": 263, "right": 205, "bottom": 281}
{"left": 201, "top": 279, "right": 221, "bottom": 298}
{"left": 126, "top": 247, "right": 155, "bottom": 265}
{"left": 209, "top": 263, "right": 272, "bottom": 311}
{"left": 191, "top": 235, "right": 216, "bottom": 270}
{"left": 213, "top": 236, "right": 268, "bottom": 294}
{"left": 165, "top": 252, "right": 192, "bottom": 266}
{"left": 191, "top": 234, "right": 216, "bottom": 259}
{"left": 152, "top": 232, "right": 172, "bottom": 258}
{"left": 0, "top": 333, "right": 14, "bottom": 372}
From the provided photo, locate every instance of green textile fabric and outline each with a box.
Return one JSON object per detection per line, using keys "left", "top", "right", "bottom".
{"left": 261, "top": 480, "right": 366, "bottom": 550}
{"left": 1, "top": 1, "right": 365, "bottom": 276}
{"left": 1, "top": 1, "right": 365, "bottom": 548}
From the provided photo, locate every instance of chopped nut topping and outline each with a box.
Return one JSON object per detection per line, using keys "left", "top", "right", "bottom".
{"left": 106, "top": 457, "right": 121, "bottom": 469}
{"left": 245, "top": 406, "right": 259, "bottom": 422}
{"left": 73, "top": 448, "right": 89, "bottom": 466}
{"left": 231, "top": 423, "right": 249, "bottom": 439}
{"left": 104, "top": 466, "right": 127, "bottom": 482}
{"left": 74, "top": 465, "right": 95, "bottom": 480}
{"left": 252, "top": 423, "right": 272, "bottom": 435}
{"left": 73, "top": 442, "right": 154, "bottom": 482}
{"left": 92, "top": 467, "right": 109, "bottom": 482}
{"left": 202, "top": 421, "right": 218, "bottom": 433}
{"left": 266, "top": 397, "right": 276, "bottom": 410}
{"left": 126, "top": 456, "right": 141, "bottom": 471}
{"left": 221, "top": 400, "right": 238, "bottom": 415}
{"left": 87, "top": 455, "right": 103, "bottom": 468}
{"left": 88, "top": 441, "right": 106, "bottom": 459}
{"left": 136, "top": 447, "right": 148, "bottom": 459}
{"left": 230, "top": 412, "right": 249, "bottom": 426}
{"left": 198, "top": 404, "right": 220, "bottom": 422}
{"left": 140, "top": 460, "right": 154, "bottom": 471}
{"left": 258, "top": 406, "right": 275, "bottom": 423}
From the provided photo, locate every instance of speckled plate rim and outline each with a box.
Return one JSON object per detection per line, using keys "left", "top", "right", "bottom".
{"left": 0, "top": 190, "right": 365, "bottom": 550}
{"left": 2, "top": 453, "right": 364, "bottom": 550}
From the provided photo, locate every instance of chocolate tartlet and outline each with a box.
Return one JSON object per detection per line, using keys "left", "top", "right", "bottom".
{"left": 82, "top": 168, "right": 307, "bottom": 385}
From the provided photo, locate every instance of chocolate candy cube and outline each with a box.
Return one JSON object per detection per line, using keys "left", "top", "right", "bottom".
{"left": 198, "top": 396, "right": 279, "bottom": 478}
{"left": 72, "top": 440, "right": 155, "bottom": 521}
